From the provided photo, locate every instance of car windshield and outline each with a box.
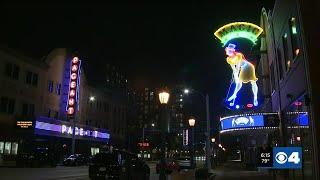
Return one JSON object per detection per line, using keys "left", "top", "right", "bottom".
{"left": 92, "top": 153, "right": 118, "bottom": 164}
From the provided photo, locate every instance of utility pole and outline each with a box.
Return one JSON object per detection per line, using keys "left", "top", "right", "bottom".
{"left": 206, "top": 94, "right": 212, "bottom": 172}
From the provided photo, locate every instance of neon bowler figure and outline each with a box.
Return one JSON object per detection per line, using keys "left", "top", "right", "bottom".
{"left": 225, "top": 43, "right": 259, "bottom": 106}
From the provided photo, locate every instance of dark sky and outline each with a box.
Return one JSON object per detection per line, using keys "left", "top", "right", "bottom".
{"left": 1, "top": 1, "right": 274, "bottom": 116}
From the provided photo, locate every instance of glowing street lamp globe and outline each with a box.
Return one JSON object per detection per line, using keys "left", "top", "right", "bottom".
{"left": 188, "top": 118, "right": 196, "bottom": 127}
{"left": 184, "top": 89, "right": 189, "bottom": 94}
{"left": 159, "top": 91, "right": 170, "bottom": 104}
{"left": 89, "top": 96, "right": 95, "bottom": 102}
{"left": 211, "top": 137, "right": 216, "bottom": 143}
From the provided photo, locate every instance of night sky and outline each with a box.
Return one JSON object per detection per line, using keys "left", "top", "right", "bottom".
{"left": 1, "top": 1, "right": 274, "bottom": 121}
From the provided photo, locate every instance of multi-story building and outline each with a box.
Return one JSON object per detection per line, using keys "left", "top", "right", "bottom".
{"left": 0, "top": 47, "right": 127, "bottom": 165}
{"left": 258, "top": 0, "right": 320, "bottom": 178}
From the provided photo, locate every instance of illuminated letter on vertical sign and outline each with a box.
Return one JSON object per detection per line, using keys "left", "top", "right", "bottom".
{"left": 67, "top": 56, "right": 81, "bottom": 118}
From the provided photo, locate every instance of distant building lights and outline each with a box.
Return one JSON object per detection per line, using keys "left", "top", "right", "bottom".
{"left": 184, "top": 89, "right": 189, "bottom": 94}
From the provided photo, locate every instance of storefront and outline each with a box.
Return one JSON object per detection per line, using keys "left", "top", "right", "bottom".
{"left": 0, "top": 116, "right": 110, "bottom": 166}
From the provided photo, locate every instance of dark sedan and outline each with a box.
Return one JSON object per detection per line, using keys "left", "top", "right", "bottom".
{"left": 63, "top": 154, "right": 88, "bottom": 166}
{"left": 89, "top": 150, "right": 150, "bottom": 180}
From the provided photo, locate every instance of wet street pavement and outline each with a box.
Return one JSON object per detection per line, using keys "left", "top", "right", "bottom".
{"left": 0, "top": 161, "right": 276, "bottom": 180}
{"left": 0, "top": 166, "right": 89, "bottom": 180}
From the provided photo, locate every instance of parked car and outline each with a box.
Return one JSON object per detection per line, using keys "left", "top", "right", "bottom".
{"left": 16, "top": 147, "right": 57, "bottom": 167}
{"left": 63, "top": 154, "right": 88, "bottom": 166}
{"left": 177, "top": 156, "right": 192, "bottom": 169}
{"left": 89, "top": 150, "right": 150, "bottom": 180}
{"left": 156, "top": 159, "right": 180, "bottom": 174}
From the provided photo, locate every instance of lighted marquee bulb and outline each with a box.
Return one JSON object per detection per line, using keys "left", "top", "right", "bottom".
{"left": 67, "top": 107, "right": 74, "bottom": 115}
{"left": 69, "top": 89, "right": 76, "bottom": 97}
{"left": 70, "top": 81, "right": 76, "bottom": 88}
{"left": 68, "top": 98, "right": 75, "bottom": 106}
{"left": 72, "top": 65, "right": 78, "bottom": 72}
{"left": 71, "top": 73, "right": 77, "bottom": 80}
{"left": 72, "top": 57, "right": 79, "bottom": 64}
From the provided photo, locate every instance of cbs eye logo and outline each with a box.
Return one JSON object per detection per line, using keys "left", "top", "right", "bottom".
{"left": 275, "top": 151, "right": 300, "bottom": 165}
{"left": 275, "top": 152, "right": 288, "bottom": 164}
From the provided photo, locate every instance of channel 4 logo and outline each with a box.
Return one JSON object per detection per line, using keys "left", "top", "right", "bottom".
{"left": 273, "top": 147, "right": 302, "bottom": 169}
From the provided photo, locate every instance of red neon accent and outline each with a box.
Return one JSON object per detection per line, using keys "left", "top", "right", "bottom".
{"left": 72, "top": 65, "right": 78, "bottom": 72}
{"left": 294, "top": 101, "right": 302, "bottom": 106}
{"left": 67, "top": 107, "right": 74, "bottom": 115}
{"left": 69, "top": 90, "right": 75, "bottom": 97}
{"left": 71, "top": 73, "right": 77, "bottom": 80}
{"left": 68, "top": 98, "right": 75, "bottom": 106}
{"left": 70, "top": 81, "right": 76, "bottom": 88}
{"left": 72, "top": 57, "right": 79, "bottom": 63}
{"left": 247, "top": 103, "right": 253, "bottom": 108}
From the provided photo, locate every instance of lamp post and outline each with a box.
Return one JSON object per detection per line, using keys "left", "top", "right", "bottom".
{"left": 159, "top": 90, "right": 170, "bottom": 180}
{"left": 188, "top": 117, "right": 196, "bottom": 168}
{"left": 184, "top": 88, "right": 212, "bottom": 172}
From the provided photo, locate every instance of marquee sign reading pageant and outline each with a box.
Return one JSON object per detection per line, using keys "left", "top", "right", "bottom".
{"left": 34, "top": 117, "right": 110, "bottom": 142}
{"left": 66, "top": 56, "right": 81, "bottom": 119}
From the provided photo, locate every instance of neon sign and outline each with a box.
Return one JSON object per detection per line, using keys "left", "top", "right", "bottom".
{"left": 220, "top": 115, "right": 264, "bottom": 130}
{"left": 225, "top": 43, "right": 259, "bottom": 107}
{"left": 66, "top": 57, "right": 81, "bottom": 118}
{"left": 35, "top": 120, "right": 110, "bottom": 141}
{"left": 214, "top": 22, "right": 263, "bottom": 46}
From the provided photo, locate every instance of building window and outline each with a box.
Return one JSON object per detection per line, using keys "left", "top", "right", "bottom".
{"left": 56, "top": 83, "right": 61, "bottom": 95}
{"left": 54, "top": 111, "right": 59, "bottom": 119}
{"left": 5, "top": 63, "right": 20, "bottom": 80}
{"left": 282, "top": 33, "right": 290, "bottom": 71}
{"left": 26, "top": 71, "right": 32, "bottom": 84}
{"left": 104, "top": 102, "right": 107, "bottom": 112}
{"left": 0, "top": 97, "right": 15, "bottom": 114}
{"left": 26, "top": 71, "right": 38, "bottom": 86}
{"left": 4, "top": 142, "right": 11, "bottom": 155}
{"left": 22, "top": 103, "right": 28, "bottom": 115}
{"left": 22, "top": 104, "right": 35, "bottom": 116}
{"left": 289, "top": 17, "right": 300, "bottom": 60}
{"left": 11, "top": 142, "right": 18, "bottom": 155}
{"left": 48, "top": 80, "right": 54, "bottom": 93}
{"left": 32, "top": 73, "right": 38, "bottom": 86}
{"left": 47, "top": 108, "right": 51, "bottom": 118}
{"left": 0, "top": 142, "right": 3, "bottom": 154}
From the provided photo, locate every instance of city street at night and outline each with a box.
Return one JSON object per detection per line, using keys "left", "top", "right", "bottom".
{"left": 0, "top": 166, "right": 89, "bottom": 180}
{"left": 1, "top": 0, "right": 320, "bottom": 180}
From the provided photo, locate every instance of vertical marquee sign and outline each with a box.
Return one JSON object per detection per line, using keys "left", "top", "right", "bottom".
{"left": 66, "top": 57, "right": 81, "bottom": 120}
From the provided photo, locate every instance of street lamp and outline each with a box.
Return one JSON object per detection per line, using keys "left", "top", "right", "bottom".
{"left": 159, "top": 91, "right": 170, "bottom": 104}
{"left": 211, "top": 137, "right": 216, "bottom": 143}
{"left": 183, "top": 88, "right": 212, "bottom": 172}
{"left": 158, "top": 90, "right": 170, "bottom": 180}
{"left": 188, "top": 117, "right": 196, "bottom": 168}
{"left": 89, "top": 96, "right": 95, "bottom": 101}
{"left": 188, "top": 118, "right": 196, "bottom": 127}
